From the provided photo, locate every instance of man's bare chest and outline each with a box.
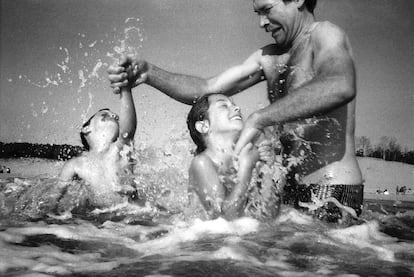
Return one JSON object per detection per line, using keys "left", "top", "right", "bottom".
{"left": 262, "top": 47, "right": 315, "bottom": 103}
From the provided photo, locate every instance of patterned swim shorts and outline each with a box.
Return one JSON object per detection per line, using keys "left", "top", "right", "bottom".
{"left": 284, "top": 184, "right": 364, "bottom": 222}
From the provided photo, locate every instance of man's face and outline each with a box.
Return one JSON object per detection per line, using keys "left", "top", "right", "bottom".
{"left": 206, "top": 94, "right": 243, "bottom": 134}
{"left": 253, "top": 0, "right": 299, "bottom": 48}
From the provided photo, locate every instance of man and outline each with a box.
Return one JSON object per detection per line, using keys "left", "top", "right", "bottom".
{"left": 108, "top": 0, "right": 364, "bottom": 221}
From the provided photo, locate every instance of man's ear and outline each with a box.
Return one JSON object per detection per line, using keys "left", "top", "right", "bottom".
{"left": 295, "top": 0, "right": 306, "bottom": 10}
{"left": 195, "top": 120, "right": 209, "bottom": 134}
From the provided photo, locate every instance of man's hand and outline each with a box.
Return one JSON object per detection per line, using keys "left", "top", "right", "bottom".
{"left": 107, "top": 56, "right": 149, "bottom": 94}
{"left": 234, "top": 113, "right": 264, "bottom": 155}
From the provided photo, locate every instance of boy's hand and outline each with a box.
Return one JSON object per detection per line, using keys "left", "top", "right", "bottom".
{"left": 238, "top": 142, "right": 259, "bottom": 172}
{"left": 108, "top": 56, "right": 149, "bottom": 94}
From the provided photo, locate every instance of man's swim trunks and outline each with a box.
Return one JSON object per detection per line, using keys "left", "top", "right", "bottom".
{"left": 284, "top": 184, "right": 364, "bottom": 222}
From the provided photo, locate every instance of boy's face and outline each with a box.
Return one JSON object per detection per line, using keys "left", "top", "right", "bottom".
{"left": 87, "top": 109, "right": 120, "bottom": 142}
{"left": 206, "top": 94, "right": 243, "bottom": 134}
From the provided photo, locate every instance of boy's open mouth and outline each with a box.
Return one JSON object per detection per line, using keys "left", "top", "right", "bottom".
{"left": 230, "top": 114, "right": 242, "bottom": 121}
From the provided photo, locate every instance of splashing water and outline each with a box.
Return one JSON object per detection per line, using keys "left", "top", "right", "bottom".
{"left": 1, "top": 145, "right": 414, "bottom": 276}
{"left": 7, "top": 17, "right": 146, "bottom": 128}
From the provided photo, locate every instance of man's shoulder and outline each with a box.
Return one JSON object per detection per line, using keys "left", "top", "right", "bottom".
{"left": 254, "top": 44, "right": 289, "bottom": 68}
{"left": 312, "top": 21, "right": 348, "bottom": 41}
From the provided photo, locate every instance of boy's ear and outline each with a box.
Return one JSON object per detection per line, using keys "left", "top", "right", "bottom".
{"left": 81, "top": 125, "right": 91, "bottom": 136}
{"left": 195, "top": 120, "right": 209, "bottom": 134}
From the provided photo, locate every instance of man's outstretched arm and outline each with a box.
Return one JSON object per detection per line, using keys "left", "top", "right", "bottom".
{"left": 108, "top": 52, "right": 265, "bottom": 105}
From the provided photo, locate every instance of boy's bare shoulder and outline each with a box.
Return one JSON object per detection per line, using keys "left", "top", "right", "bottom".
{"left": 63, "top": 153, "right": 90, "bottom": 170}
{"left": 59, "top": 155, "right": 84, "bottom": 180}
{"left": 190, "top": 153, "right": 215, "bottom": 171}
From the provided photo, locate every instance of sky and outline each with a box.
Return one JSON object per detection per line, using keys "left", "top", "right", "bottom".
{"left": 0, "top": 0, "right": 413, "bottom": 149}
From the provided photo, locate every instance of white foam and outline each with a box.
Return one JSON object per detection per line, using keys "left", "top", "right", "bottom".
{"left": 328, "top": 220, "right": 396, "bottom": 262}
{"left": 134, "top": 217, "right": 259, "bottom": 255}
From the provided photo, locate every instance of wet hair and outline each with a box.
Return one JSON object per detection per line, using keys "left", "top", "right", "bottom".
{"left": 284, "top": 0, "right": 317, "bottom": 14}
{"left": 80, "top": 108, "right": 110, "bottom": 150}
{"left": 186, "top": 94, "right": 221, "bottom": 155}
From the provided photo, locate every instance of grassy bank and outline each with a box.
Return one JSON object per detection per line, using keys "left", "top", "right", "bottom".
{"left": 357, "top": 157, "right": 414, "bottom": 200}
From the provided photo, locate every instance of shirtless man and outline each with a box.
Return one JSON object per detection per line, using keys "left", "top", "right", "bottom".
{"left": 108, "top": 0, "right": 364, "bottom": 220}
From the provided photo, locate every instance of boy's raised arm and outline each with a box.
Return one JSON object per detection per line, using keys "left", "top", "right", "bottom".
{"left": 118, "top": 85, "right": 137, "bottom": 145}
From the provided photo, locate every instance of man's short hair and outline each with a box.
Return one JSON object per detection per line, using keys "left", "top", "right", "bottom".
{"left": 80, "top": 108, "right": 110, "bottom": 150}
{"left": 284, "top": 0, "right": 317, "bottom": 14}
{"left": 304, "top": 0, "right": 317, "bottom": 13}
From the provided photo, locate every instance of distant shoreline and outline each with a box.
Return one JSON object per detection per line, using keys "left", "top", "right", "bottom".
{"left": 364, "top": 192, "right": 414, "bottom": 202}
{"left": 0, "top": 142, "right": 83, "bottom": 160}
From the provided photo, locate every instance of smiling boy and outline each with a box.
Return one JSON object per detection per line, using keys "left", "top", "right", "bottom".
{"left": 186, "top": 94, "right": 280, "bottom": 220}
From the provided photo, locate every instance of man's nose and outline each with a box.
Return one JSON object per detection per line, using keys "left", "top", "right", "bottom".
{"left": 259, "top": 15, "right": 269, "bottom": 28}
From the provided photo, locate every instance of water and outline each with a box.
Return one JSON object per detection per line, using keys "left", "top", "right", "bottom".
{"left": 0, "top": 160, "right": 413, "bottom": 277}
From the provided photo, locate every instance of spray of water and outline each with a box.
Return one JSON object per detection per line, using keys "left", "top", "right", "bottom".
{"left": 7, "top": 17, "right": 146, "bottom": 131}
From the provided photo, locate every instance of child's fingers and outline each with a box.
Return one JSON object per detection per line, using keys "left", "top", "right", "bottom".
{"left": 258, "top": 146, "right": 272, "bottom": 155}
{"left": 259, "top": 151, "right": 271, "bottom": 159}
{"left": 109, "top": 80, "right": 129, "bottom": 91}
{"left": 107, "top": 65, "right": 126, "bottom": 74}
{"left": 108, "top": 72, "right": 128, "bottom": 83}
{"left": 257, "top": 139, "right": 272, "bottom": 147}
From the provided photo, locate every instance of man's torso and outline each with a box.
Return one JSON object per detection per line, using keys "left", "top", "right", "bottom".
{"left": 259, "top": 22, "right": 362, "bottom": 185}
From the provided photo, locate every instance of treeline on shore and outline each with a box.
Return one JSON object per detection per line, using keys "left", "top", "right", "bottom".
{"left": 356, "top": 136, "right": 414, "bottom": 165}
{"left": 1, "top": 136, "right": 414, "bottom": 166}
{"left": 0, "top": 142, "right": 83, "bottom": 161}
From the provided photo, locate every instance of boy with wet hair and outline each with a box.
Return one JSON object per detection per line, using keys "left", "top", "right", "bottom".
{"left": 186, "top": 93, "right": 281, "bottom": 220}
{"left": 59, "top": 69, "right": 139, "bottom": 207}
